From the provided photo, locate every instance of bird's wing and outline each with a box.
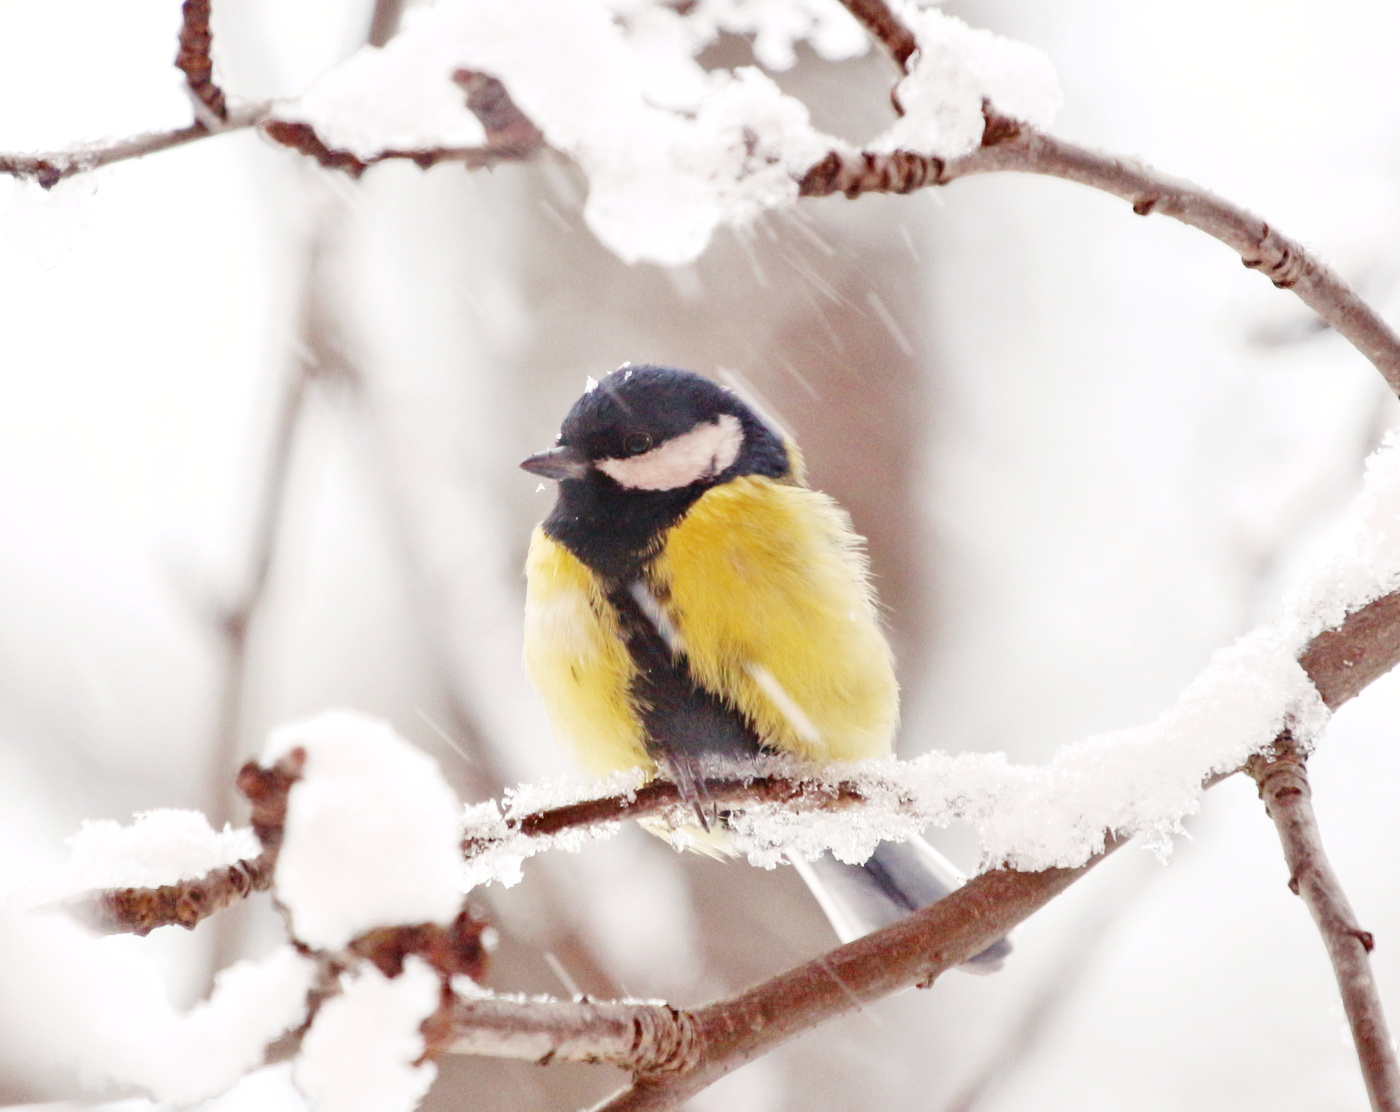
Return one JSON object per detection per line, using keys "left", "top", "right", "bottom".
{"left": 648, "top": 476, "right": 898, "bottom": 763}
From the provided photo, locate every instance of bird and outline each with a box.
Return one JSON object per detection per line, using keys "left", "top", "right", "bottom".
{"left": 521, "top": 363, "right": 1007, "bottom": 968}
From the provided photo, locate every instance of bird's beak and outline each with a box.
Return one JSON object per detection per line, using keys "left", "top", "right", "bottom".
{"left": 520, "top": 445, "right": 590, "bottom": 482}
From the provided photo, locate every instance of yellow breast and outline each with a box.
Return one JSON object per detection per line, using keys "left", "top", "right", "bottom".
{"left": 523, "top": 530, "right": 648, "bottom": 774}
{"left": 522, "top": 476, "right": 898, "bottom": 774}
{"left": 648, "top": 476, "right": 897, "bottom": 763}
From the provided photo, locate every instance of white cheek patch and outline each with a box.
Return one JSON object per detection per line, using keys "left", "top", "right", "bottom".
{"left": 596, "top": 414, "right": 744, "bottom": 491}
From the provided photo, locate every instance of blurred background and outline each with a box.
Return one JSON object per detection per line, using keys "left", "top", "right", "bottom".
{"left": 1, "top": 0, "right": 1399, "bottom": 1108}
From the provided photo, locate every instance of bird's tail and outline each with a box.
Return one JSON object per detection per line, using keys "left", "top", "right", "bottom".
{"left": 790, "top": 835, "right": 1012, "bottom": 974}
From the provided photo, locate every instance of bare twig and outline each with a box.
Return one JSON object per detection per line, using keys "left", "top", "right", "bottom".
{"left": 0, "top": 104, "right": 267, "bottom": 188}
{"left": 799, "top": 118, "right": 1400, "bottom": 397}
{"left": 68, "top": 854, "right": 273, "bottom": 937}
{"left": 176, "top": 0, "right": 228, "bottom": 125}
{"left": 260, "top": 121, "right": 541, "bottom": 179}
{"left": 435, "top": 845, "right": 1115, "bottom": 1085}
{"left": 448, "top": 995, "right": 700, "bottom": 1071}
{"left": 366, "top": 0, "right": 406, "bottom": 48}
{"left": 1248, "top": 739, "right": 1400, "bottom": 1112}
{"left": 839, "top": 0, "right": 917, "bottom": 69}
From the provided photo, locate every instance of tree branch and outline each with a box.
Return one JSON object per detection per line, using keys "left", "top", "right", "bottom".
{"left": 176, "top": 0, "right": 228, "bottom": 126}
{"left": 366, "top": 0, "right": 406, "bottom": 49}
{"left": 259, "top": 70, "right": 544, "bottom": 179}
{"left": 65, "top": 748, "right": 302, "bottom": 936}
{"left": 67, "top": 563, "right": 1400, "bottom": 939}
{"left": 1248, "top": 739, "right": 1400, "bottom": 1112}
{"left": 0, "top": 104, "right": 268, "bottom": 188}
{"left": 463, "top": 773, "right": 866, "bottom": 855}
{"left": 447, "top": 995, "right": 701, "bottom": 1072}
{"left": 839, "top": 0, "right": 917, "bottom": 70}
{"left": 586, "top": 845, "right": 1120, "bottom": 1111}
{"left": 798, "top": 118, "right": 1400, "bottom": 397}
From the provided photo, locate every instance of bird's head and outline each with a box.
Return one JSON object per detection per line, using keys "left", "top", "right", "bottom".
{"left": 521, "top": 365, "right": 791, "bottom": 492}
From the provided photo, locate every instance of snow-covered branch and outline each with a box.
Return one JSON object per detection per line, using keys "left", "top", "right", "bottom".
{"left": 3, "top": 0, "right": 1395, "bottom": 411}
{"left": 66, "top": 540, "right": 1400, "bottom": 940}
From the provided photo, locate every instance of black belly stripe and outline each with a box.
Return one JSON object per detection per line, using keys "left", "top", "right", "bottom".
{"left": 604, "top": 581, "right": 766, "bottom": 789}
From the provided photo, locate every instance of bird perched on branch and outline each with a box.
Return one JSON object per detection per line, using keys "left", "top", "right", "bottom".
{"left": 521, "top": 364, "right": 1006, "bottom": 968}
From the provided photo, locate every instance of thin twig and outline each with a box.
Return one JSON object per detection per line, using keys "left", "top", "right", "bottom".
{"left": 366, "top": 0, "right": 406, "bottom": 48}
{"left": 176, "top": 0, "right": 228, "bottom": 125}
{"left": 67, "top": 854, "right": 273, "bottom": 936}
{"left": 464, "top": 774, "right": 866, "bottom": 855}
{"left": 1248, "top": 739, "right": 1400, "bottom": 1112}
{"left": 0, "top": 103, "right": 267, "bottom": 188}
{"left": 799, "top": 118, "right": 1400, "bottom": 397}
{"left": 839, "top": 0, "right": 917, "bottom": 69}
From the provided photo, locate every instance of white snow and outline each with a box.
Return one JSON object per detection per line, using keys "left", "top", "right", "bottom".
{"left": 459, "top": 768, "right": 645, "bottom": 891}
{"left": 138, "top": 946, "right": 319, "bottom": 1106}
{"left": 271, "top": 1, "right": 1067, "bottom": 261}
{"left": 198, "top": 1063, "right": 310, "bottom": 1112}
{"left": 0, "top": 912, "right": 314, "bottom": 1107}
{"left": 16, "top": 809, "right": 259, "bottom": 907}
{"left": 272, "top": 0, "right": 842, "bottom": 265}
{"left": 264, "top": 710, "right": 463, "bottom": 950}
{"left": 295, "top": 957, "right": 441, "bottom": 1112}
{"left": 679, "top": 0, "right": 869, "bottom": 71}
{"left": 1282, "top": 429, "right": 1400, "bottom": 641}
{"left": 872, "top": 7, "right": 1063, "bottom": 159}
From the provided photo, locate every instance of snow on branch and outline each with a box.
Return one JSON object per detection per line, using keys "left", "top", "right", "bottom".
{"left": 4, "top": 0, "right": 1396, "bottom": 403}
{"left": 61, "top": 418, "right": 1400, "bottom": 932}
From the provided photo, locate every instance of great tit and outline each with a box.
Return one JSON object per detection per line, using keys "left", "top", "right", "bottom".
{"left": 521, "top": 364, "right": 1007, "bottom": 968}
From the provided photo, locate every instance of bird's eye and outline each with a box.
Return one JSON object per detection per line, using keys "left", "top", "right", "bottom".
{"left": 623, "top": 432, "right": 653, "bottom": 456}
